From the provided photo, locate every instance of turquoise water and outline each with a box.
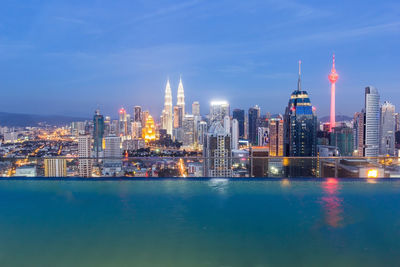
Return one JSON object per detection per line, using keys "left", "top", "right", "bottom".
{"left": 1, "top": 178, "right": 400, "bottom": 266}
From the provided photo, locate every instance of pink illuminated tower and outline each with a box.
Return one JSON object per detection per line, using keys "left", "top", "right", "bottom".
{"left": 328, "top": 54, "right": 339, "bottom": 132}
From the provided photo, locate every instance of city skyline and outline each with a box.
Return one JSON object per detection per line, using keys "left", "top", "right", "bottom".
{"left": 0, "top": 1, "right": 399, "bottom": 117}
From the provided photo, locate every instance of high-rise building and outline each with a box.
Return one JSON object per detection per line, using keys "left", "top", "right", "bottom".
{"left": 269, "top": 117, "right": 284, "bottom": 157}
{"left": 197, "top": 121, "right": 208, "bottom": 147}
{"left": 353, "top": 111, "right": 365, "bottom": 157}
{"left": 203, "top": 122, "right": 232, "bottom": 177}
{"left": 283, "top": 61, "right": 317, "bottom": 176}
{"left": 209, "top": 101, "right": 230, "bottom": 125}
{"left": 104, "top": 135, "right": 122, "bottom": 174}
{"left": 248, "top": 105, "right": 260, "bottom": 145}
{"left": 118, "top": 108, "right": 128, "bottom": 136}
{"left": 330, "top": 126, "right": 353, "bottom": 156}
{"left": 161, "top": 80, "right": 173, "bottom": 135}
{"left": 257, "top": 127, "right": 269, "bottom": 146}
{"left": 364, "top": 86, "right": 380, "bottom": 157}
{"left": 131, "top": 121, "right": 142, "bottom": 139}
{"left": 328, "top": 54, "right": 339, "bottom": 132}
{"left": 380, "top": 101, "right": 395, "bottom": 156}
{"left": 182, "top": 114, "right": 195, "bottom": 148}
{"left": 177, "top": 77, "right": 185, "bottom": 115}
{"left": 93, "top": 110, "right": 104, "bottom": 159}
{"left": 192, "top": 101, "right": 200, "bottom": 116}
{"left": 223, "top": 116, "right": 230, "bottom": 135}
{"left": 44, "top": 158, "right": 67, "bottom": 177}
{"left": 233, "top": 109, "right": 245, "bottom": 138}
{"left": 395, "top": 113, "right": 400, "bottom": 132}
{"left": 78, "top": 135, "right": 92, "bottom": 177}
{"left": 134, "top": 106, "right": 142, "bottom": 122}
{"left": 232, "top": 119, "right": 239, "bottom": 150}
{"left": 142, "top": 115, "right": 157, "bottom": 143}
{"left": 173, "top": 105, "right": 183, "bottom": 129}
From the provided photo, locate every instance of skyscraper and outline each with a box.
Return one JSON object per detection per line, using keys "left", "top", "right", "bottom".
{"left": 173, "top": 105, "right": 183, "bottom": 129}
{"left": 134, "top": 106, "right": 142, "bottom": 122}
{"left": 197, "top": 121, "right": 208, "bottom": 147}
{"left": 177, "top": 77, "right": 185, "bottom": 115}
{"left": 232, "top": 119, "right": 239, "bottom": 150}
{"left": 182, "top": 114, "right": 195, "bottom": 148}
{"left": 93, "top": 110, "right": 104, "bottom": 160}
{"left": 78, "top": 135, "right": 92, "bottom": 177}
{"left": 364, "top": 86, "right": 380, "bottom": 157}
{"left": 209, "top": 101, "right": 230, "bottom": 124}
{"left": 223, "top": 115, "right": 230, "bottom": 135}
{"left": 142, "top": 115, "right": 157, "bottom": 143}
{"left": 118, "top": 108, "right": 128, "bottom": 136}
{"left": 203, "top": 121, "right": 232, "bottom": 177}
{"left": 328, "top": 54, "right": 339, "bottom": 132}
{"left": 248, "top": 105, "right": 260, "bottom": 145}
{"left": 380, "top": 101, "right": 395, "bottom": 156}
{"left": 331, "top": 126, "right": 353, "bottom": 156}
{"left": 104, "top": 135, "right": 122, "bottom": 175}
{"left": 269, "top": 117, "right": 284, "bottom": 156}
{"left": 232, "top": 109, "right": 245, "bottom": 139}
{"left": 192, "top": 101, "right": 200, "bottom": 116}
{"left": 44, "top": 158, "right": 67, "bottom": 177}
{"left": 353, "top": 111, "right": 365, "bottom": 157}
{"left": 161, "top": 79, "right": 173, "bottom": 135}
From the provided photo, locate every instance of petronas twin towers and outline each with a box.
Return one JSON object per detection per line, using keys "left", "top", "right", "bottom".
{"left": 161, "top": 77, "right": 185, "bottom": 135}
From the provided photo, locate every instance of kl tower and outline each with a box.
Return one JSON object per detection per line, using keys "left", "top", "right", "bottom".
{"left": 328, "top": 54, "right": 339, "bottom": 132}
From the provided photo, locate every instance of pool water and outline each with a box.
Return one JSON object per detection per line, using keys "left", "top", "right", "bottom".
{"left": 0, "top": 178, "right": 399, "bottom": 266}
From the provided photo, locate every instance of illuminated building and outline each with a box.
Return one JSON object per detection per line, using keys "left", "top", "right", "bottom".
{"left": 161, "top": 79, "right": 173, "bottom": 135}
{"left": 203, "top": 121, "right": 232, "bottom": 177}
{"left": 353, "top": 111, "right": 365, "bottom": 157}
{"left": 257, "top": 127, "right": 269, "bottom": 146}
{"left": 269, "top": 117, "right": 284, "bottom": 156}
{"left": 248, "top": 105, "right": 260, "bottom": 145}
{"left": 223, "top": 115, "right": 230, "bottom": 134}
{"left": 192, "top": 101, "right": 200, "bottom": 116}
{"left": 118, "top": 108, "right": 128, "bottom": 136}
{"left": 182, "top": 114, "right": 195, "bottom": 148}
{"left": 44, "top": 158, "right": 67, "bottom": 177}
{"left": 93, "top": 110, "right": 104, "bottom": 159}
{"left": 210, "top": 101, "right": 230, "bottom": 124}
{"left": 232, "top": 119, "right": 239, "bottom": 150}
{"left": 104, "top": 135, "right": 122, "bottom": 175}
{"left": 78, "top": 135, "right": 92, "bottom": 177}
{"left": 328, "top": 54, "right": 339, "bottom": 132}
{"left": 250, "top": 146, "right": 268, "bottom": 177}
{"left": 233, "top": 109, "right": 245, "bottom": 138}
{"left": 131, "top": 121, "right": 142, "bottom": 138}
{"left": 380, "top": 101, "right": 395, "bottom": 156}
{"left": 134, "top": 106, "right": 142, "bottom": 122}
{"left": 173, "top": 105, "right": 183, "bottom": 129}
{"left": 197, "top": 121, "right": 208, "bottom": 147}
{"left": 364, "top": 86, "right": 380, "bottom": 157}
{"left": 177, "top": 76, "right": 185, "bottom": 115}
{"left": 330, "top": 126, "right": 353, "bottom": 156}
{"left": 283, "top": 61, "right": 317, "bottom": 177}
{"left": 142, "top": 115, "right": 157, "bottom": 143}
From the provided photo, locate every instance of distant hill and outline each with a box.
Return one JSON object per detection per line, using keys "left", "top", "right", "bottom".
{"left": 319, "top": 115, "right": 352, "bottom": 123}
{"left": 0, "top": 112, "right": 87, "bottom": 127}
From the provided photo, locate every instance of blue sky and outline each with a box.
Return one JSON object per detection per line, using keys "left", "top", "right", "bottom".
{"left": 0, "top": 0, "right": 399, "bottom": 118}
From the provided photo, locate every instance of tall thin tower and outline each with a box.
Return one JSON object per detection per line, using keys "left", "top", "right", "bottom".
{"left": 328, "top": 54, "right": 339, "bottom": 132}
{"left": 177, "top": 76, "right": 185, "bottom": 115}
{"left": 162, "top": 79, "right": 173, "bottom": 135}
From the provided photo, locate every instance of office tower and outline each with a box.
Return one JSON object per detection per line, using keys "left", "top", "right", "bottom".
{"left": 232, "top": 119, "right": 239, "bottom": 150}
{"left": 131, "top": 121, "right": 142, "bottom": 138}
{"left": 134, "top": 106, "right": 142, "bottom": 122}
{"left": 118, "top": 108, "right": 128, "bottom": 136}
{"left": 257, "top": 127, "right": 269, "bottom": 146}
{"left": 395, "top": 113, "right": 400, "bottom": 132}
{"left": 192, "top": 101, "right": 200, "bottom": 116}
{"left": 209, "top": 101, "right": 230, "bottom": 124}
{"left": 78, "top": 135, "right": 92, "bottom": 177}
{"left": 197, "top": 121, "right": 208, "bottom": 146}
{"left": 104, "top": 116, "right": 111, "bottom": 136}
{"left": 330, "top": 126, "right": 354, "bottom": 156}
{"left": 182, "top": 114, "right": 195, "bottom": 147}
{"left": 380, "top": 101, "right": 395, "bottom": 156}
{"left": 104, "top": 135, "right": 122, "bottom": 174}
{"left": 161, "top": 79, "right": 173, "bottom": 135}
{"left": 223, "top": 116, "right": 230, "bottom": 134}
{"left": 233, "top": 109, "right": 245, "bottom": 139}
{"left": 353, "top": 111, "right": 365, "bottom": 157}
{"left": 364, "top": 86, "right": 380, "bottom": 157}
{"left": 142, "top": 110, "right": 149, "bottom": 127}
{"left": 248, "top": 105, "right": 260, "bottom": 145}
{"left": 44, "top": 158, "right": 67, "bottom": 177}
{"left": 93, "top": 110, "right": 104, "bottom": 160}
{"left": 328, "top": 54, "right": 339, "bottom": 132}
{"left": 269, "top": 117, "right": 284, "bottom": 156}
{"left": 203, "top": 121, "right": 233, "bottom": 177}
{"left": 177, "top": 77, "right": 185, "bottom": 115}
{"left": 142, "top": 115, "right": 156, "bottom": 143}
{"left": 173, "top": 105, "right": 183, "bottom": 129}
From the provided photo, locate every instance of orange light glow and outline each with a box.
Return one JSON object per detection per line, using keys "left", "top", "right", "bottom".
{"left": 367, "top": 169, "right": 378, "bottom": 178}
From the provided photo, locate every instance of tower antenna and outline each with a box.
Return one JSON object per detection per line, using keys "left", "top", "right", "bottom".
{"left": 297, "top": 60, "right": 302, "bottom": 91}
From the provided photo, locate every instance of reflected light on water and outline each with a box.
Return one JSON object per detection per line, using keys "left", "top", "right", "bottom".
{"left": 321, "top": 178, "right": 343, "bottom": 228}
{"left": 281, "top": 179, "right": 290, "bottom": 187}
{"left": 208, "top": 178, "right": 229, "bottom": 194}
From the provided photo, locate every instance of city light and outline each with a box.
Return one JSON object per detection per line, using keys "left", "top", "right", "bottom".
{"left": 367, "top": 169, "right": 378, "bottom": 178}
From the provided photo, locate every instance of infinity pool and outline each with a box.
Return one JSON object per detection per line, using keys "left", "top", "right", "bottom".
{"left": 0, "top": 178, "right": 399, "bottom": 266}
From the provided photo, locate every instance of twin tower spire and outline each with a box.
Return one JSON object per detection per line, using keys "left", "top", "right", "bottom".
{"left": 162, "top": 77, "right": 185, "bottom": 135}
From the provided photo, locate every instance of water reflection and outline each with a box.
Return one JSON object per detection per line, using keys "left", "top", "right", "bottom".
{"left": 321, "top": 178, "right": 343, "bottom": 228}
{"left": 208, "top": 178, "right": 229, "bottom": 194}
